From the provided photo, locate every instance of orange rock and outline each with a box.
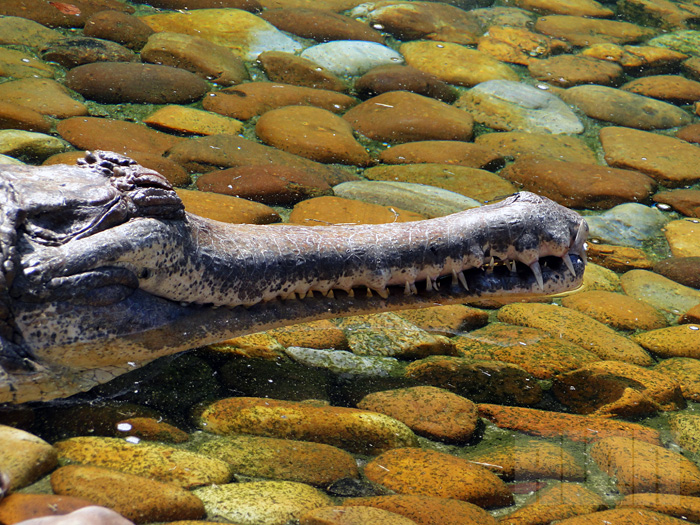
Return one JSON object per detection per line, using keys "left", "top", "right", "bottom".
{"left": 562, "top": 290, "right": 667, "bottom": 331}
{"left": 203, "top": 82, "right": 357, "bottom": 120}
{"left": 478, "top": 403, "right": 662, "bottom": 445}
{"left": 342, "top": 494, "right": 497, "bottom": 525}
{"left": 618, "top": 493, "right": 700, "bottom": 522}
{"left": 653, "top": 189, "right": 700, "bottom": 218}
{"left": 83, "top": 10, "right": 154, "bottom": 50}
{"left": 260, "top": 7, "right": 384, "bottom": 43}
{"left": 545, "top": 507, "right": 687, "bottom": 524}
{"left": 289, "top": 196, "right": 425, "bottom": 225}
{"left": 633, "top": 325, "right": 700, "bottom": 358}
{"left": 0, "top": 0, "right": 133, "bottom": 28}
{"left": 343, "top": 91, "right": 473, "bottom": 144}
{"left": 665, "top": 219, "right": 700, "bottom": 258}
{"left": 585, "top": 243, "right": 654, "bottom": 272}
{"left": 590, "top": 436, "right": 700, "bottom": 495}
{"left": 363, "top": 448, "right": 513, "bottom": 509}
{"left": 0, "top": 494, "right": 93, "bottom": 524}
{"left": 581, "top": 43, "right": 687, "bottom": 72}
{"left": 299, "top": 505, "right": 417, "bottom": 524}
{"left": 621, "top": 74, "right": 700, "bottom": 104}
{"left": 681, "top": 304, "right": 700, "bottom": 324}
{"left": 395, "top": 304, "right": 489, "bottom": 334}
{"left": 378, "top": 140, "right": 503, "bottom": 170}
{"left": 198, "top": 397, "right": 419, "bottom": 455}
{"left": 256, "top": 106, "right": 371, "bottom": 166}
{"left": 655, "top": 358, "right": 700, "bottom": 401}
{"left": 0, "top": 78, "right": 87, "bottom": 118}
{"left": 508, "top": 0, "right": 613, "bottom": 17}
{"left": 144, "top": 106, "right": 243, "bottom": 136}
{"left": 529, "top": 55, "right": 623, "bottom": 87}
{"left": 475, "top": 132, "right": 597, "bottom": 163}
{"left": 0, "top": 102, "right": 52, "bottom": 133}
{"left": 477, "top": 26, "right": 570, "bottom": 65}
{"left": 257, "top": 51, "right": 347, "bottom": 92}
{"left": 115, "top": 417, "right": 189, "bottom": 443}
{"left": 266, "top": 320, "right": 348, "bottom": 350}
{"left": 176, "top": 189, "right": 280, "bottom": 224}
{"left": 535, "top": 15, "right": 655, "bottom": 46}
{"left": 357, "top": 386, "right": 478, "bottom": 443}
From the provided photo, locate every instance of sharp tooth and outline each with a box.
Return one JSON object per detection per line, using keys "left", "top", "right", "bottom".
{"left": 306, "top": 290, "right": 314, "bottom": 298}
{"left": 404, "top": 281, "right": 411, "bottom": 295}
{"left": 458, "top": 271, "right": 469, "bottom": 290}
{"left": 410, "top": 282, "right": 418, "bottom": 295}
{"left": 366, "top": 287, "right": 372, "bottom": 297}
{"left": 562, "top": 254, "right": 576, "bottom": 276}
{"left": 574, "top": 220, "right": 587, "bottom": 248}
{"left": 325, "top": 290, "right": 334, "bottom": 298}
{"left": 375, "top": 287, "right": 389, "bottom": 299}
{"left": 530, "top": 261, "right": 544, "bottom": 291}
{"left": 426, "top": 276, "right": 433, "bottom": 291}
{"left": 452, "top": 270, "right": 459, "bottom": 287}
{"left": 347, "top": 289, "right": 354, "bottom": 298}
{"left": 509, "top": 260, "right": 517, "bottom": 273}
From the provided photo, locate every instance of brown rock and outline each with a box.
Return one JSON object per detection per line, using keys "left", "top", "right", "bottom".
{"left": 508, "top": 0, "right": 613, "bottom": 17}
{"left": 83, "top": 10, "right": 155, "bottom": 50}
{"left": 289, "top": 196, "right": 425, "bottom": 225}
{"left": 0, "top": 425, "right": 57, "bottom": 491}
{"left": 478, "top": 403, "right": 662, "bottom": 445}
{"left": 166, "top": 134, "right": 356, "bottom": 186}
{"left": 666, "top": 219, "right": 700, "bottom": 258}
{"left": 65, "top": 62, "right": 209, "bottom": 104}
{"left": 0, "top": 102, "right": 52, "bottom": 134}
{"left": 477, "top": 25, "right": 570, "bottom": 66}
{"left": 115, "top": 417, "right": 189, "bottom": 444}
{"left": 364, "top": 163, "right": 514, "bottom": 203}
{"left": 591, "top": 436, "right": 700, "bottom": 495}
{"left": 257, "top": 51, "right": 347, "bottom": 92}
{"left": 561, "top": 85, "right": 692, "bottom": 130}
{"left": 203, "top": 82, "right": 357, "bottom": 120}
{"left": 619, "top": 0, "right": 700, "bottom": 29}
{"left": 256, "top": 106, "right": 371, "bottom": 166}
{"left": 176, "top": 189, "right": 280, "bottom": 224}
{"left": 618, "top": 493, "right": 700, "bottom": 523}
{"left": 395, "top": 304, "right": 489, "bottom": 335}
{"left": 601, "top": 126, "right": 700, "bottom": 187}
{"left": 681, "top": 304, "right": 700, "bottom": 324}
{"left": 0, "top": 494, "right": 93, "bottom": 524}
{"left": 354, "top": 64, "right": 458, "bottom": 102}
{"left": 39, "top": 37, "right": 137, "bottom": 68}
{"left": 364, "top": 448, "right": 513, "bottom": 508}
{"left": 529, "top": 55, "right": 623, "bottom": 87}
{"left": 500, "top": 157, "right": 655, "bottom": 209}
{"left": 585, "top": 243, "right": 654, "bottom": 273}
{"left": 0, "top": 0, "right": 134, "bottom": 28}
{"left": 404, "top": 356, "right": 543, "bottom": 406}
{"left": 656, "top": 358, "right": 700, "bottom": 400}
{"left": 0, "top": 78, "right": 87, "bottom": 118}
{"left": 555, "top": 508, "right": 689, "bottom": 524}
{"left": 654, "top": 189, "right": 700, "bottom": 218}
{"left": 633, "top": 325, "right": 700, "bottom": 358}
{"left": 621, "top": 74, "right": 700, "bottom": 104}
{"left": 553, "top": 360, "right": 685, "bottom": 417}
{"left": 357, "top": 386, "right": 478, "bottom": 443}
{"left": 300, "top": 505, "right": 418, "bottom": 525}
{"left": 144, "top": 105, "right": 243, "bottom": 136}
{"left": 0, "top": 47, "right": 55, "bottom": 79}
{"left": 378, "top": 141, "right": 503, "bottom": 170}
{"left": 562, "top": 290, "right": 667, "bottom": 331}
{"left": 653, "top": 256, "right": 700, "bottom": 289}
{"left": 51, "top": 465, "right": 205, "bottom": 523}
{"left": 144, "top": 0, "right": 261, "bottom": 9}
{"left": 343, "top": 91, "right": 473, "bottom": 144}
{"left": 141, "top": 32, "right": 249, "bottom": 86}
{"left": 535, "top": 15, "right": 656, "bottom": 46}
{"left": 475, "top": 132, "right": 597, "bottom": 163}
{"left": 582, "top": 43, "right": 688, "bottom": 74}
{"left": 0, "top": 15, "right": 63, "bottom": 49}
{"left": 677, "top": 122, "right": 700, "bottom": 143}
{"left": 196, "top": 165, "right": 332, "bottom": 205}
{"left": 56, "top": 117, "right": 183, "bottom": 156}
{"left": 343, "top": 494, "right": 496, "bottom": 525}
{"left": 260, "top": 8, "right": 383, "bottom": 43}
{"left": 266, "top": 319, "right": 348, "bottom": 350}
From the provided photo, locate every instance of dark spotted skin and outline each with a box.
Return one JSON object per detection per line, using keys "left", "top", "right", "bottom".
{"left": 0, "top": 152, "right": 587, "bottom": 404}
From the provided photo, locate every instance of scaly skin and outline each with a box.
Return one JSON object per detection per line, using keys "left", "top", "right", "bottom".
{"left": 0, "top": 151, "right": 587, "bottom": 404}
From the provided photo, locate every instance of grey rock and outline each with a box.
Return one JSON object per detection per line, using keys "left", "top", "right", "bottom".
{"left": 301, "top": 40, "right": 403, "bottom": 76}
{"left": 284, "top": 347, "right": 404, "bottom": 377}
{"left": 586, "top": 203, "right": 669, "bottom": 247}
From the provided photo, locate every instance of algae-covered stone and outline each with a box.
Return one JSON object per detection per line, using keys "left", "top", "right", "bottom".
{"left": 194, "top": 481, "right": 333, "bottom": 525}
{"left": 284, "top": 347, "right": 404, "bottom": 377}
{"left": 633, "top": 324, "right": 700, "bottom": 357}
{"left": 198, "top": 396, "right": 418, "bottom": 454}
{"left": 0, "top": 425, "right": 57, "bottom": 491}
{"left": 54, "top": 436, "right": 233, "bottom": 488}
{"left": 621, "top": 269, "right": 700, "bottom": 321}
{"left": 655, "top": 358, "right": 700, "bottom": 401}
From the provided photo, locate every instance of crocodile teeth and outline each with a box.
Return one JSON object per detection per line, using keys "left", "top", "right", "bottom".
{"left": 375, "top": 287, "right": 389, "bottom": 299}
{"left": 574, "top": 220, "right": 587, "bottom": 248}
{"left": 426, "top": 276, "right": 433, "bottom": 291}
{"left": 562, "top": 253, "right": 576, "bottom": 276}
{"left": 458, "top": 270, "right": 469, "bottom": 291}
{"left": 530, "top": 261, "right": 544, "bottom": 291}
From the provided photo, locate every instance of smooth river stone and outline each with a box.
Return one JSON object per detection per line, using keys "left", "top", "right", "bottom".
{"left": 560, "top": 85, "right": 692, "bottom": 130}
{"left": 144, "top": 106, "right": 243, "bottom": 136}
{"left": 497, "top": 303, "right": 654, "bottom": 366}
{"left": 585, "top": 243, "right": 654, "bottom": 273}
{"left": 140, "top": 8, "right": 302, "bottom": 60}
{"left": 352, "top": 1, "right": 482, "bottom": 45}
{"left": 584, "top": 202, "right": 669, "bottom": 248}
{"left": 83, "top": 10, "right": 155, "bottom": 50}
{"left": 0, "top": 15, "right": 63, "bottom": 48}
{"left": 203, "top": 82, "right": 357, "bottom": 120}
{"left": 0, "top": 102, "right": 52, "bottom": 134}
{"left": 621, "top": 74, "right": 700, "bottom": 104}
{"left": 665, "top": 219, "right": 700, "bottom": 257}
{"left": 633, "top": 325, "right": 700, "bottom": 358}
{"left": 475, "top": 131, "right": 597, "bottom": 163}
{"left": 499, "top": 157, "right": 656, "bottom": 209}
{"left": 378, "top": 140, "right": 504, "bottom": 170}
{"left": 511, "top": 0, "right": 613, "bottom": 17}
{"left": 602, "top": 127, "right": 700, "bottom": 187}
{"left": 534, "top": 14, "right": 656, "bottom": 46}
{"left": 39, "top": 37, "right": 138, "bottom": 68}
{"left": 657, "top": 358, "right": 700, "bottom": 402}
{"left": 528, "top": 55, "right": 623, "bottom": 87}
{"left": 456, "top": 80, "right": 583, "bottom": 134}
{"left": 364, "top": 448, "right": 513, "bottom": 508}
{"left": 255, "top": 106, "right": 371, "bottom": 166}
{"left": 196, "top": 165, "right": 331, "bottom": 205}
{"left": 176, "top": 189, "right": 280, "bottom": 224}
{"left": 0, "top": 78, "right": 87, "bottom": 118}
{"left": 289, "top": 196, "right": 425, "bottom": 225}
{"left": 301, "top": 40, "right": 403, "bottom": 76}
{"left": 581, "top": 42, "right": 687, "bottom": 73}
{"left": 198, "top": 397, "right": 419, "bottom": 455}
{"left": 355, "top": 64, "right": 458, "bottom": 102}
{"left": 343, "top": 91, "right": 473, "bottom": 143}
{"left": 300, "top": 506, "right": 418, "bottom": 525}
{"left": 654, "top": 189, "right": 700, "bottom": 218}
{"left": 649, "top": 30, "right": 700, "bottom": 58}
{"left": 0, "top": 47, "right": 54, "bottom": 79}
{"left": 260, "top": 7, "right": 384, "bottom": 43}
{"left": 561, "top": 290, "right": 667, "bottom": 331}
{"left": 363, "top": 163, "right": 516, "bottom": 203}
{"left": 194, "top": 481, "right": 332, "bottom": 525}
{"left": 141, "top": 32, "right": 249, "bottom": 86}
{"left": 400, "top": 41, "right": 519, "bottom": 87}
{"left": 143, "top": 0, "right": 262, "bottom": 9}
{"left": 0, "top": 130, "right": 68, "bottom": 162}
{"left": 166, "top": 134, "right": 354, "bottom": 186}
{"left": 0, "top": 425, "right": 57, "bottom": 491}
{"left": 51, "top": 465, "right": 205, "bottom": 523}
{"left": 257, "top": 51, "right": 347, "bottom": 91}
{"left": 477, "top": 25, "right": 570, "bottom": 66}
{"left": 332, "top": 180, "right": 480, "bottom": 218}
{"left": 56, "top": 117, "right": 184, "bottom": 156}
{"left": 621, "top": 269, "right": 700, "bottom": 321}
{"left": 65, "top": 62, "right": 209, "bottom": 104}
{"left": 591, "top": 436, "right": 700, "bottom": 495}
{"left": 0, "top": 0, "right": 133, "bottom": 28}
{"left": 654, "top": 256, "right": 700, "bottom": 289}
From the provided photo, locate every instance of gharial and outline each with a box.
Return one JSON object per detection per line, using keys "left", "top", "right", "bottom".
{"left": 0, "top": 151, "right": 588, "bottom": 404}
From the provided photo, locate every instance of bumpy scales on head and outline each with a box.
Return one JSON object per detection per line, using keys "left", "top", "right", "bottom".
{"left": 0, "top": 151, "right": 587, "bottom": 404}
